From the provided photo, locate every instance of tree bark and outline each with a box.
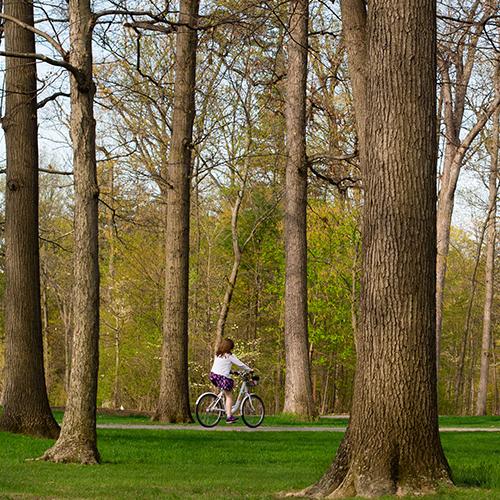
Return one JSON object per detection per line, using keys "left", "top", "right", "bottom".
{"left": 0, "top": 0, "right": 59, "bottom": 439}
{"left": 476, "top": 57, "right": 499, "bottom": 416}
{"left": 42, "top": 0, "right": 100, "bottom": 464}
{"left": 155, "top": 0, "right": 199, "bottom": 423}
{"left": 283, "top": 0, "right": 315, "bottom": 419}
{"left": 296, "top": 1, "right": 452, "bottom": 496}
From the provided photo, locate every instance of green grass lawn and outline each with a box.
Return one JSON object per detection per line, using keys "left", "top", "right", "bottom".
{"left": 1, "top": 428, "right": 499, "bottom": 499}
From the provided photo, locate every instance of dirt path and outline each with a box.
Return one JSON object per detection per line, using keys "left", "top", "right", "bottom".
{"left": 97, "top": 424, "right": 500, "bottom": 432}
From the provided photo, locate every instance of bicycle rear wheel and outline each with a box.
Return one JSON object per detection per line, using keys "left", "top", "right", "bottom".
{"left": 241, "top": 394, "right": 265, "bottom": 428}
{"left": 196, "top": 393, "right": 224, "bottom": 427}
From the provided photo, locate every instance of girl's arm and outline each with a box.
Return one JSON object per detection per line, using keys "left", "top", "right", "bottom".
{"left": 229, "top": 354, "right": 251, "bottom": 372}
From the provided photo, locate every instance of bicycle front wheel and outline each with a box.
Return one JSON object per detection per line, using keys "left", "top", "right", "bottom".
{"left": 196, "top": 393, "right": 223, "bottom": 428}
{"left": 241, "top": 394, "right": 265, "bottom": 428}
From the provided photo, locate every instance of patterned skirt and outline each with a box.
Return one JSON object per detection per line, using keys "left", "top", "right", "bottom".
{"left": 209, "top": 372, "right": 234, "bottom": 391}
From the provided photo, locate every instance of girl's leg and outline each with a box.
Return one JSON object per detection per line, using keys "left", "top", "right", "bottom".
{"left": 224, "top": 390, "right": 233, "bottom": 417}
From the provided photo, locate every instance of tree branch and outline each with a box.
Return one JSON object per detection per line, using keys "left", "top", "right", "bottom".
{"left": 123, "top": 21, "right": 175, "bottom": 33}
{"left": 37, "top": 92, "right": 70, "bottom": 109}
{"left": 0, "top": 50, "right": 84, "bottom": 86}
{"left": 308, "top": 151, "right": 358, "bottom": 164}
{"left": 39, "top": 167, "right": 73, "bottom": 175}
{"left": 93, "top": 9, "right": 174, "bottom": 22}
{"left": 308, "top": 164, "right": 361, "bottom": 191}
{"left": 459, "top": 94, "right": 500, "bottom": 157}
{"left": 0, "top": 13, "right": 67, "bottom": 56}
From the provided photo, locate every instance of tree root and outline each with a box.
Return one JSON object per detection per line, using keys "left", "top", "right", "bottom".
{"left": 0, "top": 414, "right": 60, "bottom": 440}
{"left": 279, "top": 467, "right": 453, "bottom": 499}
{"left": 40, "top": 439, "right": 100, "bottom": 465}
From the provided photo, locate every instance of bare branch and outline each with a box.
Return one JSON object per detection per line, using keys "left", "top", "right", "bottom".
{"left": 39, "top": 235, "right": 70, "bottom": 253}
{"left": 308, "top": 164, "right": 361, "bottom": 191}
{"left": 459, "top": 94, "right": 500, "bottom": 157}
{"left": 37, "top": 92, "right": 70, "bottom": 109}
{"left": 39, "top": 167, "right": 73, "bottom": 175}
{"left": 0, "top": 50, "right": 82, "bottom": 83}
{"left": 0, "top": 13, "right": 67, "bottom": 56}
{"left": 308, "top": 151, "right": 358, "bottom": 164}
{"left": 93, "top": 9, "right": 174, "bottom": 22}
{"left": 123, "top": 21, "right": 175, "bottom": 33}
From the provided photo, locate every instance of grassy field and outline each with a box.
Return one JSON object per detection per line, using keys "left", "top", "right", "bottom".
{"left": 1, "top": 425, "right": 499, "bottom": 499}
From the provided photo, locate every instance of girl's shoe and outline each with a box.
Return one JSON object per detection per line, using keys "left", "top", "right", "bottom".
{"left": 226, "top": 415, "right": 238, "bottom": 424}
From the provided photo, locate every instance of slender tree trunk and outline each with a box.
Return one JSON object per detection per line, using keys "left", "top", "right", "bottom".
{"left": 454, "top": 218, "right": 486, "bottom": 411}
{"left": 213, "top": 189, "right": 243, "bottom": 352}
{"left": 41, "top": 283, "right": 51, "bottom": 392}
{"left": 331, "top": 363, "right": 338, "bottom": 413}
{"left": 0, "top": 0, "right": 59, "bottom": 439}
{"left": 465, "top": 331, "right": 478, "bottom": 415}
{"left": 106, "top": 164, "right": 121, "bottom": 409}
{"left": 296, "top": 1, "right": 452, "bottom": 496}
{"left": 476, "top": 58, "right": 499, "bottom": 415}
{"left": 339, "top": 0, "right": 367, "bottom": 164}
{"left": 321, "top": 368, "right": 330, "bottom": 415}
{"left": 283, "top": 0, "right": 315, "bottom": 418}
{"left": 492, "top": 331, "right": 499, "bottom": 415}
{"left": 155, "top": 0, "right": 199, "bottom": 423}
{"left": 274, "top": 365, "right": 281, "bottom": 415}
{"left": 52, "top": 287, "right": 73, "bottom": 394}
{"left": 60, "top": 299, "right": 73, "bottom": 394}
{"left": 42, "top": 0, "right": 100, "bottom": 463}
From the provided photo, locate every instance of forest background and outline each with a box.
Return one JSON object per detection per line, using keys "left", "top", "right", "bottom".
{"left": 0, "top": 0, "right": 498, "bottom": 418}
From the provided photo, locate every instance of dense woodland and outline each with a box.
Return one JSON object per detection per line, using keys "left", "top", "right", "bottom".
{"left": 0, "top": 0, "right": 498, "bottom": 494}
{"left": 0, "top": 0, "right": 498, "bottom": 415}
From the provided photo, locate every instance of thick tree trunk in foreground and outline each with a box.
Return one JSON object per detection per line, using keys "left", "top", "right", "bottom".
{"left": 42, "top": 0, "right": 100, "bottom": 463}
{"left": 155, "top": 0, "right": 199, "bottom": 423}
{"left": 0, "top": 0, "right": 59, "bottom": 439}
{"left": 295, "top": 1, "right": 452, "bottom": 496}
{"left": 283, "top": 0, "right": 315, "bottom": 418}
{"left": 476, "top": 58, "right": 499, "bottom": 416}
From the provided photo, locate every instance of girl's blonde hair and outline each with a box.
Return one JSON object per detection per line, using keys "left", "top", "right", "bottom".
{"left": 216, "top": 338, "right": 234, "bottom": 357}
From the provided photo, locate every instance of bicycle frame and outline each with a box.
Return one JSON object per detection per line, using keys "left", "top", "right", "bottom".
{"left": 199, "top": 376, "right": 252, "bottom": 415}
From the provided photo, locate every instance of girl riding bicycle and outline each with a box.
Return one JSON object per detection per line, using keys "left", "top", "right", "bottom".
{"left": 210, "top": 338, "right": 252, "bottom": 423}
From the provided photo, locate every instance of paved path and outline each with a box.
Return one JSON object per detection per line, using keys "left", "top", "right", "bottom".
{"left": 97, "top": 424, "right": 500, "bottom": 433}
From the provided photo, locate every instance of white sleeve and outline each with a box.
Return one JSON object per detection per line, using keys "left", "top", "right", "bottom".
{"left": 229, "top": 354, "right": 251, "bottom": 371}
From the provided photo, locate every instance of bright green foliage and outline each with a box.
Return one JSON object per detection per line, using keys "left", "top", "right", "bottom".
{"left": 306, "top": 200, "right": 359, "bottom": 412}
{"left": 439, "top": 227, "right": 495, "bottom": 415}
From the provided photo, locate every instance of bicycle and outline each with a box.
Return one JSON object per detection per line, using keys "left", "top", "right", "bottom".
{"left": 195, "top": 371, "right": 265, "bottom": 428}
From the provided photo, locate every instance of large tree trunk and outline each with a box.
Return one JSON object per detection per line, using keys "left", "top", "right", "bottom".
{"left": 42, "top": 0, "right": 100, "bottom": 464}
{"left": 476, "top": 57, "right": 499, "bottom": 415}
{"left": 282, "top": 0, "right": 315, "bottom": 418}
{"left": 155, "top": 0, "right": 199, "bottom": 423}
{"left": 0, "top": 0, "right": 59, "bottom": 439}
{"left": 295, "top": 0, "right": 452, "bottom": 496}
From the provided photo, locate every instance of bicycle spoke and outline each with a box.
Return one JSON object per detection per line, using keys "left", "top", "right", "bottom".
{"left": 196, "top": 393, "right": 223, "bottom": 427}
{"left": 241, "top": 394, "right": 265, "bottom": 428}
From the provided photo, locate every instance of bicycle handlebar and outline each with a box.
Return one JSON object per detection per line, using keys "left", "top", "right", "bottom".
{"left": 230, "top": 369, "right": 253, "bottom": 376}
